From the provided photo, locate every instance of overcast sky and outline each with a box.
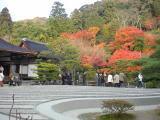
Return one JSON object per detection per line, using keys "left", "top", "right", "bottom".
{"left": 0, "top": 0, "right": 99, "bottom": 21}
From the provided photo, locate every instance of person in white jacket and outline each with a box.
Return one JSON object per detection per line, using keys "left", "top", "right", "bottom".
{"left": 107, "top": 74, "right": 113, "bottom": 87}
{"left": 114, "top": 73, "right": 120, "bottom": 87}
{"left": 0, "top": 70, "right": 4, "bottom": 87}
{"left": 137, "top": 73, "right": 143, "bottom": 88}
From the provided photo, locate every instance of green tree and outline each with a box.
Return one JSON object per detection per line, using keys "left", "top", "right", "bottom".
{"left": 152, "top": 0, "right": 160, "bottom": 17}
{"left": 83, "top": 12, "right": 105, "bottom": 29}
{"left": 11, "top": 21, "right": 49, "bottom": 44}
{"left": 71, "top": 9, "right": 83, "bottom": 31}
{"left": 47, "top": 17, "right": 75, "bottom": 38}
{"left": 50, "top": 38, "right": 80, "bottom": 72}
{"left": 49, "top": 1, "right": 67, "bottom": 18}
{"left": 141, "top": 39, "right": 160, "bottom": 87}
{"left": 36, "top": 62, "right": 60, "bottom": 82}
{"left": 0, "top": 7, "right": 13, "bottom": 40}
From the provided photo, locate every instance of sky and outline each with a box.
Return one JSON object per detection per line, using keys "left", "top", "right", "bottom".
{"left": 0, "top": 0, "right": 99, "bottom": 21}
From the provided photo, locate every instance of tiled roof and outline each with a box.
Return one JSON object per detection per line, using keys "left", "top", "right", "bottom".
{"left": 0, "top": 38, "right": 32, "bottom": 54}
{"left": 20, "top": 38, "right": 61, "bottom": 60}
{"left": 21, "top": 38, "right": 49, "bottom": 53}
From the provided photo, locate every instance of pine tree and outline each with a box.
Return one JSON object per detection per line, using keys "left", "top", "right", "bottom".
{"left": 0, "top": 7, "right": 13, "bottom": 40}
{"left": 152, "top": 0, "right": 160, "bottom": 17}
{"left": 141, "top": 39, "right": 160, "bottom": 84}
{"left": 71, "top": 9, "right": 83, "bottom": 31}
{"left": 49, "top": 1, "right": 67, "bottom": 18}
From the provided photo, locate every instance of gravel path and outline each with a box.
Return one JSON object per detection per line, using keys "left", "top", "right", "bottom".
{"left": 0, "top": 85, "right": 159, "bottom": 120}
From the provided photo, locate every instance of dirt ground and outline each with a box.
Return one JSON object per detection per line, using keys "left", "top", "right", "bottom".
{"left": 79, "top": 110, "right": 160, "bottom": 120}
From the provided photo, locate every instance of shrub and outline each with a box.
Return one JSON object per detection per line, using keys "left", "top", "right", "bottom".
{"left": 86, "top": 70, "right": 96, "bottom": 82}
{"left": 146, "top": 81, "right": 160, "bottom": 88}
{"left": 156, "top": 107, "right": 160, "bottom": 116}
{"left": 102, "top": 99, "right": 134, "bottom": 114}
{"left": 146, "top": 81, "right": 155, "bottom": 88}
{"left": 100, "top": 113, "right": 135, "bottom": 120}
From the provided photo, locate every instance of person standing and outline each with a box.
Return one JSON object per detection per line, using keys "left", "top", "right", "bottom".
{"left": 107, "top": 73, "right": 113, "bottom": 87}
{"left": 75, "top": 72, "right": 79, "bottom": 85}
{"left": 0, "top": 65, "right": 4, "bottom": 73}
{"left": 0, "top": 70, "right": 4, "bottom": 87}
{"left": 137, "top": 73, "right": 143, "bottom": 88}
{"left": 94, "top": 72, "right": 99, "bottom": 86}
{"left": 101, "top": 72, "right": 105, "bottom": 86}
{"left": 119, "top": 72, "right": 125, "bottom": 87}
{"left": 113, "top": 73, "right": 120, "bottom": 87}
{"left": 82, "top": 72, "right": 87, "bottom": 86}
{"left": 61, "top": 72, "right": 66, "bottom": 85}
{"left": 98, "top": 73, "right": 102, "bottom": 86}
{"left": 68, "top": 73, "right": 72, "bottom": 85}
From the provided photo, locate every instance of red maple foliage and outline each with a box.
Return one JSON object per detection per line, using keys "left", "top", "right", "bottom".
{"left": 143, "top": 34, "right": 157, "bottom": 55}
{"left": 109, "top": 49, "right": 142, "bottom": 64}
{"left": 126, "top": 66, "right": 142, "bottom": 71}
{"left": 80, "top": 56, "right": 107, "bottom": 67}
{"left": 80, "top": 56, "right": 93, "bottom": 64}
{"left": 110, "top": 26, "right": 144, "bottom": 51}
{"left": 88, "top": 27, "right": 100, "bottom": 37}
{"left": 96, "top": 42, "right": 107, "bottom": 48}
{"left": 144, "top": 20, "right": 154, "bottom": 29}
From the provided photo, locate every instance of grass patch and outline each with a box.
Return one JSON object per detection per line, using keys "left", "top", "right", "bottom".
{"left": 155, "top": 108, "right": 160, "bottom": 116}
{"left": 100, "top": 113, "right": 135, "bottom": 120}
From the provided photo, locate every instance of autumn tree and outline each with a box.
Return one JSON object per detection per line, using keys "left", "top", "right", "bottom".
{"left": 60, "top": 27, "right": 107, "bottom": 69}
{"left": 109, "top": 26, "right": 156, "bottom": 54}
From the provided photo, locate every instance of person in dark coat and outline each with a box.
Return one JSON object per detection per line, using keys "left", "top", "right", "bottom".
{"left": 75, "top": 72, "right": 79, "bottom": 85}
{"left": 68, "top": 73, "right": 72, "bottom": 85}
{"left": 82, "top": 72, "right": 87, "bottom": 86}
{"left": 101, "top": 72, "right": 105, "bottom": 86}
{"left": 94, "top": 72, "right": 99, "bottom": 86}
{"left": 119, "top": 72, "right": 125, "bottom": 87}
{"left": 62, "top": 72, "right": 66, "bottom": 85}
{"left": 98, "top": 73, "right": 101, "bottom": 86}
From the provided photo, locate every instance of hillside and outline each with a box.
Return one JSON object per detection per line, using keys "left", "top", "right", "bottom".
{"left": 17, "top": 17, "right": 48, "bottom": 25}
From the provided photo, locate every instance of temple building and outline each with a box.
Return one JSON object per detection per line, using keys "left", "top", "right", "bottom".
{"left": 0, "top": 38, "right": 58, "bottom": 81}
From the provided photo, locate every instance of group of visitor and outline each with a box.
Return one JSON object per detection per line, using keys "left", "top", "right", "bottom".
{"left": 95, "top": 72, "right": 126, "bottom": 87}
{"left": 61, "top": 71, "right": 87, "bottom": 85}
{"left": 0, "top": 65, "right": 21, "bottom": 87}
{"left": 60, "top": 71, "right": 144, "bottom": 88}
{"left": 9, "top": 72, "right": 21, "bottom": 86}
{"left": 0, "top": 63, "right": 144, "bottom": 88}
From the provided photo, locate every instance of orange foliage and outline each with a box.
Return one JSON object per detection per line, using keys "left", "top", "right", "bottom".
{"left": 110, "top": 26, "right": 144, "bottom": 51}
{"left": 126, "top": 66, "right": 142, "bottom": 71}
{"left": 109, "top": 49, "right": 142, "bottom": 63}
{"left": 80, "top": 56, "right": 93, "bottom": 64}
{"left": 144, "top": 20, "right": 154, "bottom": 29}
{"left": 96, "top": 42, "right": 106, "bottom": 48}
{"left": 73, "top": 30, "right": 94, "bottom": 41}
{"left": 88, "top": 27, "right": 100, "bottom": 36}
{"left": 143, "top": 34, "right": 157, "bottom": 55}
{"left": 80, "top": 55, "right": 107, "bottom": 67}
{"left": 61, "top": 30, "right": 94, "bottom": 42}
{"left": 60, "top": 27, "right": 107, "bottom": 69}
{"left": 60, "top": 32, "right": 73, "bottom": 39}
